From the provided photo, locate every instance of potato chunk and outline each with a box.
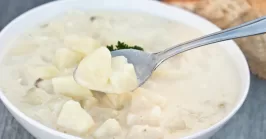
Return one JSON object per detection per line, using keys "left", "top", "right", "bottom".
{"left": 111, "top": 56, "right": 127, "bottom": 70}
{"left": 75, "top": 47, "right": 112, "bottom": 91}
{"left": 129, "top": 89, "right": 165, "bottom": 127}
{"left": 54, "top": 48, "right": 83, "bottom": 69}
{"left": 75, "top": 47, "right": 138, "bottom": 94}
{"left": 35, "top": 79, "right": 54, "bottom": 94}
{"left": 47, "top": 96, "right": 70, "bottom": 116}
{"left": 101, "top": 93, "right": 131, "bottom": 110}
{"left": 57, "top": 100, "right": 95, "bottom": 134}
{"left": 133, "top": 88, "right": 167, "bottom": 109}
{"left": 127, "top": 106, "right": 162, "bottom": 126}
{"left": 110, "top": 56, "right": 138, "bottom": 93}
{"left": 21, "top": 65, "right": 59, "bottom": 85}
{"left": 64, "top": 35, "right": 100, "bottom": 56}
{"left": 130, "top": 94, "right": 154, "bottom": 112}
{"left": 126, "top": 125, "right": 164, "bottom": 139}
{"left": 89, "top": 107, "right": 119, "bottom": 123}
{"left": 23, "top": 88, "right": 51, "bottom": 105}
{"left": 93, "top": 119, "right": 122, "bottom": 139}
{"left": 27, "top": 106, "right": 56, "bottom": 128}
{"left": 110, "top": 64, "right": 138, "bottom": 93}
{"left": 52, "top": 76, "right": 92, "bottom": 100}
{"left": 8, "top": 41, "right": 37, "bottom": 56}
{"left": 164, "top": 114, "right": 187, "bottom": 133}
{"left": 81, "top": 96, "right": 98, "bottom": 110}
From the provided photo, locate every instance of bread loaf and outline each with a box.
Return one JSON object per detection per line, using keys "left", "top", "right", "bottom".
{"left": 163, "top": 0, "right": 266, "bottom": 79}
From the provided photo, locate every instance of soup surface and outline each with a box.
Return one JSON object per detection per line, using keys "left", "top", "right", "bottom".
{"left": 0, "top": 11, "right": 240, "bottom": 139}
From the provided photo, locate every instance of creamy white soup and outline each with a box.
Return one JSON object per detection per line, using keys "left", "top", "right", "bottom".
{"left": 0, "top": 11, "right": 240, "bottom": 139}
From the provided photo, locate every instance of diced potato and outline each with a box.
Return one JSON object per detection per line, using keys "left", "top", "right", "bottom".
{"left": 130, "top": 95, "right": 154, "bottom": 112}
{"left": 127, "top": 106, "right": 161, "bottom": 126}
{"left": 110, "top": 56, "right": 137, "bottom": 93}
{"left": 23, "top": 88, "right": 51, "bottom": 105}
{"left": 58, "top": 67, "right": 76, "bottom": 76}
{"left": 110, "top": 64, "right": 138, "bottom": 93}
{"left": 166, "top": 119, "right": 186, "bottom": 133}
{"left": 35, "top": 79, "right": 54, "bottom": 94}
{"left": 93, "top": 119, "right": 122, "bottom": 139}
{"left": 8, "top": 41, "right": 37, "bottom": 56}
{"left": 57, "top": 100, "right": 95, "bottom": 134}
{"left": 127, "top": 114, "right": 143, "bottom": 126}
{"left": 81, "top": 96, "right": 98, "bottom": 110}
{"left": 29, "top": 65, "right": 59, "bottom": 79}
{"left": 47, "top": 96, "right": 70, "bottom": 116}
{"left": 33, "top": 44, "right": 58, "bottom": 63}
{"left": 28, "top": 106, "right": 56, "bottom": 128}
{"left": 164, "top": 115, "right": 186, "bottom": 132}
{"left": 111, "top": 56, "right": 127, "bottom": 70}
{"left": 130, "top": 93, "right": 164, "bottom": 126}
{"left": 52, "top": 76, "right": 92, "bottom": 100}
{"left": 25, "top": 55, "right": 47, "bottom": 66}
{"left": 149, "top": 106, "right": 162, "bottom": 125}
{"left": 101, "top": 93, "right": 131, "bottom": 110}
{"left": 75, "top": 47, "right": 112, "bottom": 91}
{"left": 148, "top": 94, "right": 167, "bottom": 109}
{"left": 21, "top": 65, "right": 59, "bottom": 85}
{"left": 54, "top": 48, "right": 83, "bottom": 69}
{"left": 64, "top": 35, "right": 100, "bottom": 56}
{"left": 40, "top": 48, "right": 55, "bottom": 63}
{"left": 126, "top": 125, "right": 164, "bottom": 139}
{"left": 89, "top": 107, "right": 118, "bottom": 122}
{"left": 134, "top": 88, "right": 167, "bottom": 109}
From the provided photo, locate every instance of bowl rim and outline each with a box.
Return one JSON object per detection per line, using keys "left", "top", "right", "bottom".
{"left": 0, "top": 0, "right": 250, "bottom": 139}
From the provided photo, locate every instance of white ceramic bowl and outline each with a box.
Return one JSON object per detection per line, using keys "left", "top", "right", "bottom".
{"left": 0, "top": 0, "right": 250, "bottom": 139}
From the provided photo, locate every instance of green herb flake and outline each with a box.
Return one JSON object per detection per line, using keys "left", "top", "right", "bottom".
{"left": 106, "top": 41, "right": 144, "bottom": 51}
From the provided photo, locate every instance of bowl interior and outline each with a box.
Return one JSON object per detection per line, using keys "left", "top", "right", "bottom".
{"left": 0, "top": 0, "right": 250, "bottom": 139}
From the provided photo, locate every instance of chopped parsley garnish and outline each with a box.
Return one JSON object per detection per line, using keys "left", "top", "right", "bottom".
{"left": 107, "top": 41, "right": 144, "bottom": 51}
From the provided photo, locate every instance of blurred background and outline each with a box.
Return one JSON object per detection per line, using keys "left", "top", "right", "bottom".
{"left": 0, "top": 0, "right": 266, "bottom": 139}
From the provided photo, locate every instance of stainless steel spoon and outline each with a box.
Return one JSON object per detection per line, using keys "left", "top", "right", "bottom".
{"left": 110, "top": 16, "right": 266, "bottom": 87}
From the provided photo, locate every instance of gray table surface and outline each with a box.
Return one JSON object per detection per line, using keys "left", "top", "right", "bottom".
{"left": 0, "top": 0, "right": 266, "bottom": 139}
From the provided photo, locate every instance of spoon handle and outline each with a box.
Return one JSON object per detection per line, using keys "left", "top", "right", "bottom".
{"left": 155, "top": 16, "right": 266, "bottom": 62}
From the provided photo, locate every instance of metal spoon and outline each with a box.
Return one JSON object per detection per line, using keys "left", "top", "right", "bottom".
{"left": 110, "top": 16, "right": 266, "bottom": 87}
